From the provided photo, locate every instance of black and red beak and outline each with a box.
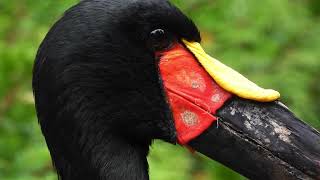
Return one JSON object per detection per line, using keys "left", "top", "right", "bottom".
{"left": 158, "top": 40, "right": 280, "bottom": 145}
{"left": 156, "top": 40, "right": 320, "bottom": 179}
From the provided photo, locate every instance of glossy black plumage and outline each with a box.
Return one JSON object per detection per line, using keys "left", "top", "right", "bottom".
{"left": 33, "top": 0, "right": 200, "bottom": 179}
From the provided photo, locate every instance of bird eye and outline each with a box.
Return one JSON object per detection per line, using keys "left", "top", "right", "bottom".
{"left": 149, "top": 29, "right": 172, "bottom": 51}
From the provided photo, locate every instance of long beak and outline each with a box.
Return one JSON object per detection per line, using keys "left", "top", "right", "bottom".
{"left": 158, "top": 41, "right": 320, "bottom": 179}
{"left": 189, "top": 97, "right": 320, "bottom": 179}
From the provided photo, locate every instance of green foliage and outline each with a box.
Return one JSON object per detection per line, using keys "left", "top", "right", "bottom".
{"left": 0, "top": 0, "right": 319, "bottom": 179}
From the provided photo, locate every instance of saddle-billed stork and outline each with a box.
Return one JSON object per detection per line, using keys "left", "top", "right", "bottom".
{"left": 33, "top": 0, "right": 316, "bottom": 179}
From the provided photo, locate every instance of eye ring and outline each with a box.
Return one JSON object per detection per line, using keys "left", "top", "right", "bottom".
{"left": 149, "top": 29, "right": 172, "bottom": 51}
{"left": 150, "top": 29, "right": 165, "bottom": 40}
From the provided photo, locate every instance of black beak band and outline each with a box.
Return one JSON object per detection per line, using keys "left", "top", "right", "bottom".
{"left": 189, "top": 97, "right": 320, "bottom": 180}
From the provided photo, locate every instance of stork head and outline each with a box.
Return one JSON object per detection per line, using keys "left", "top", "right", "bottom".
{"left": 33, "top": 0, "right": 279, "bottom": 179}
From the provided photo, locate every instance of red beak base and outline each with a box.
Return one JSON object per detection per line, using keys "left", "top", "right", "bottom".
{"left": 158, "top": 43, "right": 232, "bottom": 145}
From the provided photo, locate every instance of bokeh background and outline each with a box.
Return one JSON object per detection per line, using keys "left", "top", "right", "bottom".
{"left": 0, "top": 0, "right": 319, "bottom": 179}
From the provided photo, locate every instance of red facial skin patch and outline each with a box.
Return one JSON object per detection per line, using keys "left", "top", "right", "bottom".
{"left": 158, "top": 43, "right": 232, "bottom": 145}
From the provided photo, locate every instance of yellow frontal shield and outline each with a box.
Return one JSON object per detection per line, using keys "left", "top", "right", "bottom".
{"left": 182, "top": 40, "right": 280, "bottom": 102}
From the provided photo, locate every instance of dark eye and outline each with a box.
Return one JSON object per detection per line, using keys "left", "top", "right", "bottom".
{"left": 149, "top": 29, "right": 172, "bottom": 51}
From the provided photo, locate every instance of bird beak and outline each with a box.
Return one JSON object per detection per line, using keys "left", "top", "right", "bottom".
{"left": 158, "top": 40, "right": 280, "bottom": 144}
{"left": 158, "top": 41, "right": 320, "bottom": 179}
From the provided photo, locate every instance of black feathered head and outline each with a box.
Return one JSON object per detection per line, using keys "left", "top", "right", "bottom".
{"left": 33, "top": 0, "right": 280, "bottom": 179}
{"left": 33, "top": 0, "right": 201, "bottom": 179}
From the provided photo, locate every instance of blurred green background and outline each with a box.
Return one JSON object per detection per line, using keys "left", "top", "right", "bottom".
{"left": 0, "top": 0, "right": 319, "bottom": 179}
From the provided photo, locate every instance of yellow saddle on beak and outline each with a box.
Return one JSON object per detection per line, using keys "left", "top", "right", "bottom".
{"left": 183, "top": 40, "right": 280, "bottom": 102}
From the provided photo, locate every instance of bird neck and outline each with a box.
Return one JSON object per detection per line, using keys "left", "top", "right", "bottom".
{"left": 52, "top": 134, "right": 151, "bottom": 180}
